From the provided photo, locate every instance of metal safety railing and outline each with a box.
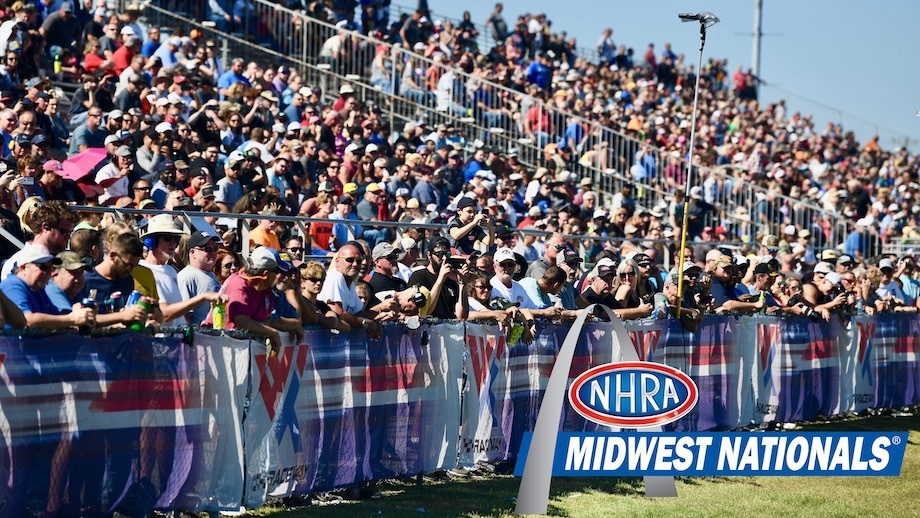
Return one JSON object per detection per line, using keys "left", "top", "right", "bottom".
{"left": 135, "top": 0, "right": 854, "bottom": 250}
{"left": 74, "top": 204, "right": 714, "bottom": 271}
{"left": 387, "top": 2, "right": 602, "bottom": 65}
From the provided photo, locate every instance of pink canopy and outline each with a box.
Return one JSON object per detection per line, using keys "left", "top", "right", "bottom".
{"left": 61, "top": 148, "right": 107, "bottom": 181}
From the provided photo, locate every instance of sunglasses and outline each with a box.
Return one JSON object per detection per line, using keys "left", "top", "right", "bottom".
{"left": 287, "top": 247, "right": 304, "bottom": 254}
{"left": 473, "top": 284, "right": 489, "bottom": 290}
{"left": 431, "top": 250, "right": 450, "bottom": 258}
{"left": 160, "top": 235, "right": 181, "bottom": 243}
{"left": 33, "top": 263, "right": 53, "bottom": 272}
{"left": 221, "top": 262, "right": 240, "bottom": 269}
{"left": 305, "top": 276, "right": 325, "bottom": 283}
{"left": 197, "top": 245, "right": 218, "bottom": 253}
{"left": 339, "top": 256, "right": 360, "bottom": 264}
{"left": 499, "top": 261, "right": 517, "bottom": 269}
{"left": 619, "top": 271, "right": 636, "bottom": 278}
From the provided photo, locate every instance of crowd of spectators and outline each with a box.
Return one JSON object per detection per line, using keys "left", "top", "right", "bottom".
{"left": 0, "top": 0, "right": 918, "bottom": 341}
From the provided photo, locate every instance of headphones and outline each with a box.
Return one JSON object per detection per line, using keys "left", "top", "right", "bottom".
{"left": 411, "top": 285, "right": 426, "bottom": 308}
{"left": 143, "top": 235, "right": 158, "bottom": 250}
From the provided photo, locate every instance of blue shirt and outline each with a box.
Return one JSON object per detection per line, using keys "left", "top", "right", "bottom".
{"left": 45, "top": 281, "right": 86, "bottom": 313}
{"left": 217, "top": 71, "right": 251, "bottom": 97}
{"left": 84, "top": 269, "right": 135, "bottom": 314}
{"left": 0, "top": 274, "right": 61, "bottom": 317}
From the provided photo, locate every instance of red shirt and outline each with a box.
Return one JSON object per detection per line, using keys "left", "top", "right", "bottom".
{"left": 202, "top": 272, "right": 273, "bottom": 329}
{"left": 111, "top": 45, "right": 136, "bottom": 75}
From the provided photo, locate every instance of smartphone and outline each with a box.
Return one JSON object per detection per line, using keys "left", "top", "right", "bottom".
{"left": 447, "top": 256, "right": 466, "bottom": 269}
{"left": 20, "top": 176, "right": 34, "bottom": 186}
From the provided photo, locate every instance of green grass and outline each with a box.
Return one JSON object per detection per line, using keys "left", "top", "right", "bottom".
{"left": 251, "top": 415, "right": 920, "bottom": 517}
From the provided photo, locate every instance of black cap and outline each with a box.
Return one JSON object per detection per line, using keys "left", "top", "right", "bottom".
{"left": 753, "top": 261, "right": 779, "bottom": 277}
{"left": 188, "top": 230, "right": 219, "bottom": 249}
{"left": 336, "top": 195, "right": 353, "bottom": 204}
{"left": 428, "top": 236, "right": 450, "bottom": 251}
{"left": 456, "top": 197, "right": 476, "bottom": 210}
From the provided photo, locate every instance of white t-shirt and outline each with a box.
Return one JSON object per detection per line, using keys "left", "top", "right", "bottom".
{"left": 140, "top": 259, "right": 185, "bottom": 327}
{"left": 490, "top": 276, "right": 536, "bottom": 309}
{"left": 95, "top": 163, "right": 129, "bottom": 204}
{"left": 318, "top": 268, "right": 363, "bottom": 314}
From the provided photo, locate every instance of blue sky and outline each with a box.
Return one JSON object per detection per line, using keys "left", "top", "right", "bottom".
{"left": 424, "top": 0, "right": 920, "bottom": 151}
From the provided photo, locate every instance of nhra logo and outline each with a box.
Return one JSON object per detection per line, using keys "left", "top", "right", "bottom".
{"left": 568, "top": 362, "right": 697, "bottom": 428}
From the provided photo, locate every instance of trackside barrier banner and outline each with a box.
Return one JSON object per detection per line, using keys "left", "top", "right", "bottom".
{"left": 0, "top": 332, "right": 250, "bottom": 517}
{"left": 244, "top": 323, "right": 465, "bottom": 508}
{"left": 2, "top": 314, "right": 920, "bottom": 514}
{"left": 458, "top": 323, "right": 614, "bottom": 467}
{"left": 625, "top": 317, "right": 749, "bottom": 431}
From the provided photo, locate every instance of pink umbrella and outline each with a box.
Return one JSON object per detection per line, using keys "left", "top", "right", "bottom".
{"left": 62, "top": 148, "right": 108, "bottom": 182}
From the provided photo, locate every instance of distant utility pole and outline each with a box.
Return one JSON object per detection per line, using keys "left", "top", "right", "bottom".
{"left": 752, "top": 0, "right": 762, "bottom": 78}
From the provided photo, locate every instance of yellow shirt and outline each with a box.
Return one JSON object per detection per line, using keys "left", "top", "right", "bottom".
{"left": 131, "top": 265, "right": 159, "bottom": 300}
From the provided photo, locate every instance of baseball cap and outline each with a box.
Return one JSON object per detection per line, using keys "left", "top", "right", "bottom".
{"left": 456, "top": 197, "right": 476, "bottom": 210}
{"left": 821, "top": 249, "right": 838, "bottom": 262}
{"left": 428, "top": 236, "right": 450, "bottom": 251}
{"left": 813, "top": 261, "right": 833, "bottom": 274}
{"left": 17, "top": 247, "right": 62, "bottom": 267}
{"left": 249, "top": 246, "right": 278, "bottom": 271}
{"left": 336, "top": 195, "right": 353, "bottom": 204}
{"left": 56, "top": 251, "right": 92, "bottom": 271}
{"left": 761, "top": 234, "right": 780, "bottom": 249}
{"left": 597, "top": 263, "right": 617, "bottom": 278}
{"left": 317, "top": 181, "right": 335, "bottom": 192}
{"left": 753, "top": 261, "right": 779, "bottom": 277}
{"left": 493, "top": 247, "right": 515, "bottom": 263}
{"left": 879, "top": 258, "right": 894, "bottom": 271}
{"left": 42, "top": 159, "right": 64, "bottom": 173}
{"left": 343, "top": 182, "right": 358, "bottom": 195}
{"left": 189, "top": 230, "right": 220, "bottom": 249}
{"left": 372, "top": 242, "right": 404, "bottom": 261}
{"left": 556, "top": 248, "right": 582, "bottom": 266}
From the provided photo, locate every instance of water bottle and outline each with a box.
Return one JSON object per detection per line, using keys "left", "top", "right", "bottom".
{"left": 759, "top": 291, "right": 767, "bottom": 314}
{"left": 855, "top": 296, "right": 865, "bottom": 315}
{"left": 53, "top": 54, "right": 62, "bottom": 81}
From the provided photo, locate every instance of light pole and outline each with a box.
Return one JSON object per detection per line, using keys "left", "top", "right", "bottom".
{"left": 676, "top": 12, "right": 719, "bottom": 316}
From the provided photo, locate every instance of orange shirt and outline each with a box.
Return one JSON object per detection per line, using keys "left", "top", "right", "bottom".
{"left": 249, "top": 226, "right": 281, "bottom": 250}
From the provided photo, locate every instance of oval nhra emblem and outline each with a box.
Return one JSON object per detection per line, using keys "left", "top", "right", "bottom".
{"left": 568, "top": 361, "right": 698, "bottom": 428}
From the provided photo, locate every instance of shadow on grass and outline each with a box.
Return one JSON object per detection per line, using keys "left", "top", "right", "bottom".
{"left": 258, "top": 414, "right": 920, "bottom": 517}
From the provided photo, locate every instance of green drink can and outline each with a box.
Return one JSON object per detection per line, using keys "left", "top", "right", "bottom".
{"left": 130, "top": 297, "right": 153, "bottom": 332}
{"left": 212, "top": 301, "right": 227, "bottom": 330}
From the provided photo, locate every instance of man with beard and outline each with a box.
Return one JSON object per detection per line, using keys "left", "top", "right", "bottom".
{"left": 408, "top": 236, "right": 468, "bottom": 320}
{"left": 1, "top": 201, "right": 75, "bottom": 281}
{"left": 367, "top": 242, "right": 407, "bottom": 299}
{"left": 140, "top": 215, "right": 225, "bottom": 327}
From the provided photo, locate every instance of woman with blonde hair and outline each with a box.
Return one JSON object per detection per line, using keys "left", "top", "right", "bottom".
{"left": 613, "top": 257, "right": 654, "bottom": 318}
{"left": 16, "top": 196, "right": 43, "bottom": 238}
{"left": 298, "top": 261, "right": 350, "bottom": 331}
